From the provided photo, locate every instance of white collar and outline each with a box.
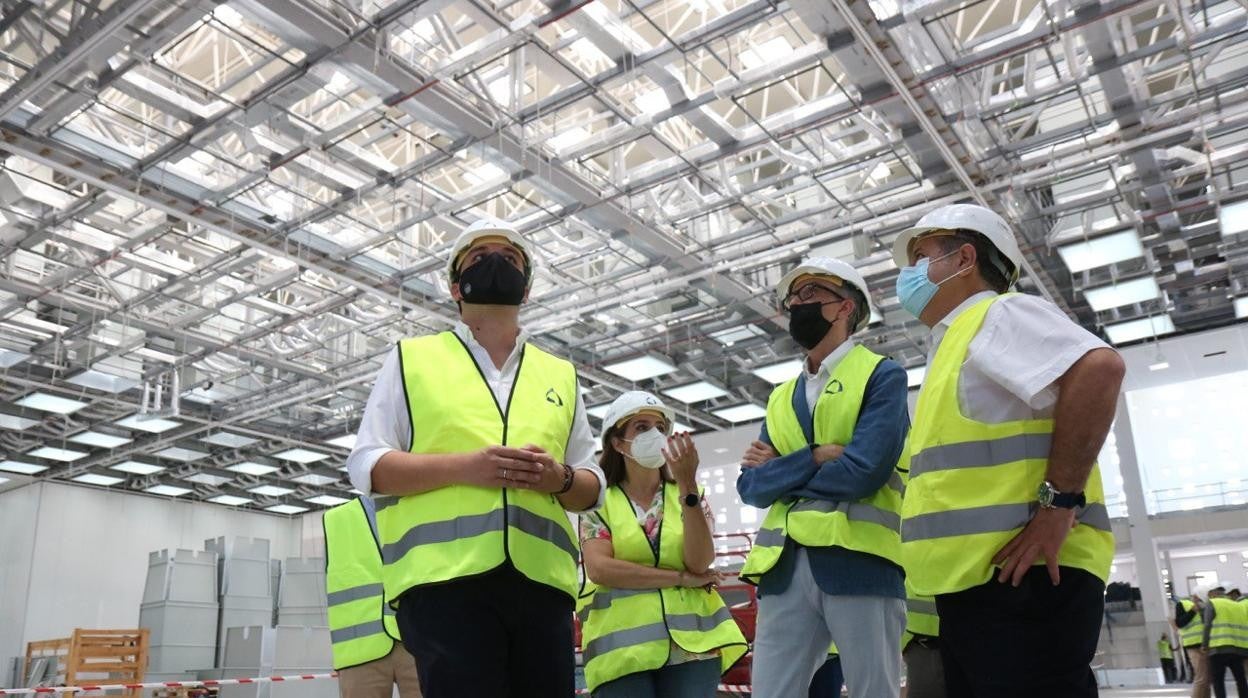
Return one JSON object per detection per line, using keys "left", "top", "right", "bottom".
{"left": 805, "top": 337, "right": 856, "bottom": 380}
{"left": 929, "top": 291, "right": 997, "bottom": 349}
{"left": 452, "top": 321, "right": 529, "bottom": 370}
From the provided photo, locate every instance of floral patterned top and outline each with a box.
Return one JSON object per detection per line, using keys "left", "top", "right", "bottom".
{"left": 580, "top": 484, "right": 718, "bottom": 666}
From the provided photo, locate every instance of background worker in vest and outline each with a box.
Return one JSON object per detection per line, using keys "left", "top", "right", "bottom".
{"left": 736, "top": 257, "right": 910, "bottom": 698}
{"left": 1161, "top": 633, "right": 1178, "bottom": 684}
{"left": 894, "top": 203, "right": 1123, "bottom": 698}
{"left": 1203, "top": 584, "right": 1248, "bottom": 697}
{"left": 1177, "top": 588, "right": 1211, "bottom": 697}
{"left": 346, "top": 219, "right": 605, "bottom": 698}
{"left": 324, "top": 498, "right": 422, "bottom": 698}
{"left": 579, "top": 391, "right": 747, "bottom": 697}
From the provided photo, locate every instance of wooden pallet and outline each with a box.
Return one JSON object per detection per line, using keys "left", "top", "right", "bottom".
{"left": 25, "top": 628, "right": 149, "bottom": 696}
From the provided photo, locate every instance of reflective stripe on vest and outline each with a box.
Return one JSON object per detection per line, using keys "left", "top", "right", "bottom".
{"left": 1179, "top": 599, "right": 1204, "bottom": 647}
{"left": 906, "top": 593, "right": 939, "bottom": 638}
{"left": 740, "top": 345, "right": 902, "bottom": 583}
{"left": 580, "top": 484, "right": 747, "bottom": 692}
{"left": 376, "top": 333, "right": 580, "bottom": 603}
{"left": 325, "top": 499, "right": 397, "bottom": 670}
{"left": 900, "top": 294, "right": 1114, "bottom": 597}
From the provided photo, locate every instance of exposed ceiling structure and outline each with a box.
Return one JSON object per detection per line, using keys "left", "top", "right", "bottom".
{"left": 0, "top": 0, "right": 1246, "bottom": 511}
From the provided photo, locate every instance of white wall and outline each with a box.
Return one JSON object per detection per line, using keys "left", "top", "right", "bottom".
{"left": 0, "top": 482, "right": 305, "bottom": 672}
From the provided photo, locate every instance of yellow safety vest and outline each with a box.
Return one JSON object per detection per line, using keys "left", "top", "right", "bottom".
{"left": 376, "top": 332, "right": 580, "bottom": 602}
{"left": 1208, "top": 597, "right": 1248, "bottom": 650}
{"left": 1157, "top": 639, "right": 1173, "bottom": 660}
{"left": 900, "top": 294, "right": 1114, "bottom": 596}
{"left": 580, "top": 484, "right": 747, "bottom": 693}
{"left": 1179, "top": 599, "right": 1204, "bottom": 647}
{"left": 325, "top": 499, "right": 400, "bottom": 670}
{"left": 740, "top": 345, "right": 904, "bottom": 583}
{"left": 906, "top": 590, "right": 939, "bottom": 639}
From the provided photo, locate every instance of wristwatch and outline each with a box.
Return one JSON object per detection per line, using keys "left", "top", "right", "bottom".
{"left": 1038, "top": 480, "right": 1086, "bottom": 509}
{"left": 682, "top": 492, "right": 700, "bottom": 508}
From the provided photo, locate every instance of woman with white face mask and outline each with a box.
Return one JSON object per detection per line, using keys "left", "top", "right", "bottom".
{"left": 578, "top": 391, "right": 747, "bottom": 698}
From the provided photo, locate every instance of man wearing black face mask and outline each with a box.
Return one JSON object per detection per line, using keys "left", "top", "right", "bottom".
{"left": 736, "top": 257, "right": 911, "bottom": 698}
{"left": 345, "top": 219, "right": 606, "bottom": 698}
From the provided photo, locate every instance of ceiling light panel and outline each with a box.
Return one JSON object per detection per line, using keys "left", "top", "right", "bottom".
{"left": 28, "top": 446, "right": 89, "bottom": 462}
{"left": 66, "top": 369, "right": 140, "bottom": 394}
{"left": 68, "top": 431, "right": 133, "bottom": 448}
{"left": 306, "top": 494, "right": 350, "bottom": 506}
{"left": 228, "top": 462, "right": 280, "bottom": 476}
{"left": 1220, "top": 199, "right": 1248, "bottom": 237}
{"left": 0, "top": 460, "right": 47, "bottom": 474}
{"left": 906, "top": 365, "right": 927, "bottom": 388}
{"left": 115, "top": 414, "right": 183, "bottom": 433}
{"left": 1083, "top": 277, "right": 1160, "bottom": 312}
{"left": 72, "top": 473, "right": 125, "bottom": 486}
{"left": 16, "top": 393, "right": 89, "bottom": 414}
{"left": 266, "top": 504, "right": 310, "bottom": 515}
{"left": 290, "top": 473, "right": 338, "bottom": 486}
{"left": 712, "top": 404, "right": 768, "bottom": 423}
{"left": 145, "top": 484, "right": 192, "bottom": 497}
{"left": 325, "top": 434, "right": 357, "bottom": 449}
{"left": 0, "top": 414, "right": 40, "bottom": 430}
{"left": 208, "top": 495, "right": 253, "bottom": 507}
{"left": 249, "top": 485, "right": 296, "bottom": 497}
{"left": 201, "top": 432, "right": 259, "bottom": 448}
{"left": 663, "top": 381, "right": 729, "bottom": 404}
{"left": 603, "top": 355, "right": 678, "bottom": 381}
{"left": 156, "top": 447, "right": 209, "bottom": 462}
{"left": 0, "top": 348, "right": 29, "bottom": 368}
{"left": 1057, "top": 231, "right": 1144, "bottom": 272}
{"left": 274, "top": 448, "right": 330, "bottom": 464}
{"left": 1104, "top": 315, "right": 1177, "bottom": 345}
{"left": 110, "top": 461, "right": 165, "bottom": 475}
{"left": 751, "top": 359, "right": 803, "bottom": 385}
{"left": 184, "top": 473, "right": 232, "bottom": 486}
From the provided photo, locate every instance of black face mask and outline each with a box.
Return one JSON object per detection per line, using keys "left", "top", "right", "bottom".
{"left": 458, "top": 252, "right": 528, "bottom": 306}
{"left": 788, "top": 302, "right": 838, "bottom": 350}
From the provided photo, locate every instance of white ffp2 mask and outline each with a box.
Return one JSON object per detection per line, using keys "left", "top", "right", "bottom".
{"left": 625, "top": 429, "right": 667, "bottom": 469}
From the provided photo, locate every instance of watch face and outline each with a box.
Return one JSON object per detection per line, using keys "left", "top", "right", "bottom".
{"left": 684, "top": 493, "right": 699, "bottom": 507}
{"left": 1037, "top": 481, "right": 1055, "bottom": 506}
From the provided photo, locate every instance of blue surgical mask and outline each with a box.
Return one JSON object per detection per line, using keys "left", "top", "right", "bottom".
{"left": 895, "top": 250, "right": 964, "bottom": 318}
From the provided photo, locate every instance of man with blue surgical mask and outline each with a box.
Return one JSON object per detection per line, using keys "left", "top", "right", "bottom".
{"left": 893, "top": 203, "right": 1125, "bottom": 698}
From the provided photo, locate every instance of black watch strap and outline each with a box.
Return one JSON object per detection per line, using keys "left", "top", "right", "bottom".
{"left": 1051, "top": 490, "right": 1086, "bottom": 509}
{"left": 683, "top": 492, "right": 700, "bottom": 507}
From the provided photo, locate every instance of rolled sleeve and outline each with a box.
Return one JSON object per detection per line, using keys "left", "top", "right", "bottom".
{"left": 974, "top": 295, "right": 1112, "bottom": 409}
{"left": 346, "top": 347, "right": 410, "bottom": 497}
{"left": 564, "top": 383, "right": 606, "bottom": 511}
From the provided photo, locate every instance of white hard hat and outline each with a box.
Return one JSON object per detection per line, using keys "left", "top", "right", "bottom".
{"left": 600, "top": 391, "right": 675, "bottom": 435}
{"left": 891, "top": 204, "right": 1023, "bottom": 286}
{"left": 1192, "top": 584, "right": 1213, "bottom": 599}
{"left": 775, "top": 256, "right": 875, "bottom": 332}
{"left": 446, "top": 218, "right": 533, "bottom": 282}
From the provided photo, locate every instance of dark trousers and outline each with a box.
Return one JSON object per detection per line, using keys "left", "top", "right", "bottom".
{"left": 936, "top": 566, "right": 1104, "bottom": 698}
{"left": 395, "top": 564, "right": 574, "bottom": 698}
{"left": 1162, "top": 657, "right": 1176, "bottom": 683}
{"left": 1210, "top": 654, "right": 1248, "bottom": 698}
{"left": 808, "top": 655, "right": 843, "bottom": 698}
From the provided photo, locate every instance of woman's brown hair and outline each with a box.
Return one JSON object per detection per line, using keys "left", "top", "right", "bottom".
{"left": 598, "top": 419, "right": 675, "bottom": 488}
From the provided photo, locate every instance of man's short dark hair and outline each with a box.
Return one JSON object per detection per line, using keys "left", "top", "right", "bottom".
{"left": 841, "top": 284, "right": 869, "bottom": 331}
{"left": 933, "top": 229, "right": 1015, "bottom": 294}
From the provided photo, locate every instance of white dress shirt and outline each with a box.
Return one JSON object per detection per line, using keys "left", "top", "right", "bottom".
{"left": 926, "top": 291, "right": 1111, "bottom": 423}
{"left": 346, "top": 322, "right": 605, "bottom": 509}
{"left": 803, "top": 338, "right": 856, "bottom": 418}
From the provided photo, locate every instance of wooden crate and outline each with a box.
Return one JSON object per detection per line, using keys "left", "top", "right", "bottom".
{"left": 25, "top": 628, "right": 150, "bottom": 697}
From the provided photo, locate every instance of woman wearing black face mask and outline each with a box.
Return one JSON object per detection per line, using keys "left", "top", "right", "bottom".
{"left": 346, "top": 219, "right": 608, "bottom": 698}
{"left": 734, "top": 257, "right": 913, "bottom": 698}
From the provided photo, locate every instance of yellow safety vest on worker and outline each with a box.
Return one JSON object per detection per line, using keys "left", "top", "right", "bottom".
{"left": 1157, "top": 638, "right": 1173, "bottom": 660}
{"left": 740, "top": 345, "right": 903, "bottom": 583}
{"left": 325, "top": 499, "right": 400, "bottom": 670}
{"left": 375, "top": 332, "right": 581, "bottom": 603}
{"left": 579, "top": 484, "right": 747, "bottom": 693}
{"left": 1208, "top": 597, "right": 1248, "bottom": 650}
{"left": 900, "top": 295, "right": 1114, "bottom": 596}
{"left": 1179, "top": 599, "right": 1204, "bottom": 647}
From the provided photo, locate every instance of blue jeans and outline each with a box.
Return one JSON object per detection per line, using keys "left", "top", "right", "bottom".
{"left": 592, "top": 658, "right": 720, "bottom": 698}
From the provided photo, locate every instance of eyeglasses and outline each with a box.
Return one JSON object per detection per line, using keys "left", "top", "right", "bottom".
{"left": 782, "top": 282, "right": 843, "bottom": 310}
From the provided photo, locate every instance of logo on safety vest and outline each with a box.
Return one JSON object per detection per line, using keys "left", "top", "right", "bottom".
{"left": 546, "top": 388, "right": 564, "bottom": 407}
{"left": 824, "top": 379, "right": 844, "bottom": 395}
